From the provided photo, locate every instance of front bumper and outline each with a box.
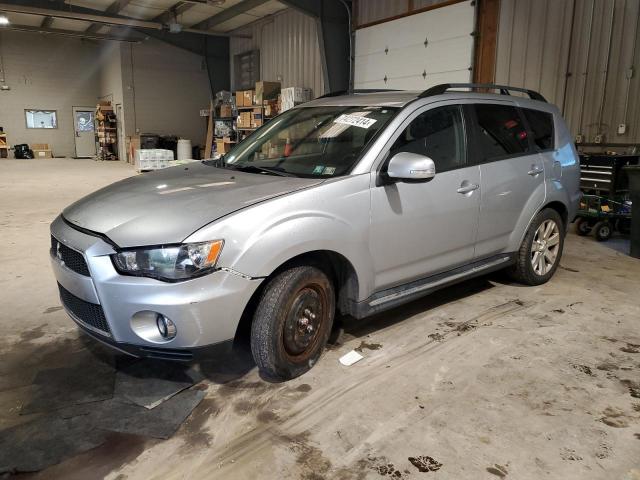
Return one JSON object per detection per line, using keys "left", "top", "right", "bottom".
{"left": 50, "top": 215, "right": 263, "bottom": 353}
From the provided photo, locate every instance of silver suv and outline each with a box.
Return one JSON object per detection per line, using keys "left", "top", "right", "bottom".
{"left": 50, "top": 83, "right": 580, "bottom": 379}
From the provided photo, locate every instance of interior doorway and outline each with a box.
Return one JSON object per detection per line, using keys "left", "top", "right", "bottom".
{"left": 72, "top": 106, "right": 96, "bottom": 158}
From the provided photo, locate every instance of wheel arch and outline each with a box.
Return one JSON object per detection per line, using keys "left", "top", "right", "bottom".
{"left": 233, "top": 249, "right": 360, "bottom": 344}
{"left": 542, "top": 200, "right": 569, "bottom": 229}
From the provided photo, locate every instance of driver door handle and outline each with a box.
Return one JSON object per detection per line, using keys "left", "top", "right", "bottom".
{"left": 528, "top": 166, "right": 543, "bottom": 176}
{"left": 457, "top": 183, "right": 479, "bottom": 194}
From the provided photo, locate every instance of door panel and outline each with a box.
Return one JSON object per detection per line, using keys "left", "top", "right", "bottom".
{"left": 370, "top": 166, "right": 481, "bottom": 290}
{"left": 369, "top": 104, "right": 480, "bottom": 291}
{"left": 475, "top": 154, "right": 545, "bottom": 257}
{"left": 467, "top": 103, "right": 545, "bottom": 258}
{"left": 73, "top": 107, "right": 96, "bottom": 158}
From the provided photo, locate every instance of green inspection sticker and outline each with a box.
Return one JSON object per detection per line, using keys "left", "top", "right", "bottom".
{"left": 312, "top": 165, "right": 325, "bottom": 174}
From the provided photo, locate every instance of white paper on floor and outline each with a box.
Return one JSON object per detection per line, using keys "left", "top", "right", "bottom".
{"left": 339, "top": 350, "right": 364, "bottom": 366}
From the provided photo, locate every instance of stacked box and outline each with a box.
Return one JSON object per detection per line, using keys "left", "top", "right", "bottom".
{"left": 216, "top": 137, "right": 235, "bottom": 154}
{"left": 251, "top": 107, "right": 263, "bottom": 128}
{"left": 136, "top": 149, "right": 174, "bottom": 171}
{"left": 237, "top": 112, "right": 252, "bottom": 128}
{"left": 263, "top": 99, "right": 278, "bottom": 117}
{"left": 255, "top": 81, "right": 281, "bottom": 104}
{"left": 281, "top": 87, "right": 312, "bottom": 112}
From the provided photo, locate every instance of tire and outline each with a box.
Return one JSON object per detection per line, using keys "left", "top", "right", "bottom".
{"left": 575, "top": 217, "right": 592, "bottom": 236}
{"left": 593, "top": 221, "right": 612, "bottom": 241}
{"left": 508, "top": 208, "right": 565, "bottom": 286}
{"left": 250, "top": 265, "right": 335, "bottom": 380}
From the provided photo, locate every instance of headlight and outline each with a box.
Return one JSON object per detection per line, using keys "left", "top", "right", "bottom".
{"left": 111, "top": 240, "right": 224, "bottom": 281}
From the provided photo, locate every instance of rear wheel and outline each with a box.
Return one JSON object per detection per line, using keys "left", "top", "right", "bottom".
{"left": 250, "top": 265, "right": 335, "bottom": 380}
{"left": 509, "top": 208, "right": 564, "bottom": 285}
{"left": 593, "top": 221, "right": 612, "bottom": 241}
{"left": 575, "top": 217, "right": 592, "bottom": 236}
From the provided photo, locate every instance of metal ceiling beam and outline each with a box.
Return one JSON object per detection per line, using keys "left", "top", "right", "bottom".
{"left": 86, "top": 0, "right": 133, "bottom": 34}
{"left": 5, "top": 23, "right": 144, "bottom": 42}
{"left": 0, "top": 3, "right": 163, "bottom": 29}
{"left": 153, "top": 1, "right": 195, "bottom": 24}
{"left": 0, "top": 1, "right": 247, "bottom": 37}
{"left": 191, "top": 0, "right": 270, "bottom": 30}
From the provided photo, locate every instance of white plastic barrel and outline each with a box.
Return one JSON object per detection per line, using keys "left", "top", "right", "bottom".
{"left": 177, "top": 138, "right": 192, "bottom": 160}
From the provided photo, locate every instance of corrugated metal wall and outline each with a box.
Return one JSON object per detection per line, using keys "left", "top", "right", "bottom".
{"left": 495, "top": 0, "right": 640, "bottom": 144}
{"left": 229, "top": 8, "right": 325, "bottom": 97}
{"left": 355, "top": 0, "right": 452, "bottom": 27}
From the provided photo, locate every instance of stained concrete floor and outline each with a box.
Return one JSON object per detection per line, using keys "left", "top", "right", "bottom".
{"left": 1, "top": 158, "right": 640, "bottom": 480}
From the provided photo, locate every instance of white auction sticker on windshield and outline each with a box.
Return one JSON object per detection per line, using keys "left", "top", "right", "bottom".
{"left": 334, "top": 114, "right": 377, "bottom": 129}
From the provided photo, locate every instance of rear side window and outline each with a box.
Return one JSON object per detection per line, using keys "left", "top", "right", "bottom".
{"left": 472, "top": 104, "right": 530, "bottom": 161}
{"left": 522, "top": 108, "right": 555, "bottom": 150}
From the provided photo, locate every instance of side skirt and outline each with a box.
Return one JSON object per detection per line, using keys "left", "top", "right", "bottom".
{"left": 346, "top": 253, "right": 516, "bottom": 319}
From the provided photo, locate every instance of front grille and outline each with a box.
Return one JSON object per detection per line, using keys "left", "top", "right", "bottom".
{"left": 51, "top": 236, "right": 90, "bottom": 276}
{"left": 58, "top": 283, "right": 111, "bottom": 336}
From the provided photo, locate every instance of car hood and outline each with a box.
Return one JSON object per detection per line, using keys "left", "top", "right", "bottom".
{"left": 63, "top": 162, "right": 323, "bottom": 247}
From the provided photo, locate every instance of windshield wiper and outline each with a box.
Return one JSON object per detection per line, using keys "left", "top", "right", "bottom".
{"left": 232, "top": 165, "right": 295, "bottom": 177}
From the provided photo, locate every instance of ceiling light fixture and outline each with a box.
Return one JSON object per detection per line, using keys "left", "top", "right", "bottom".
{"left": 0, "top": 15, "right": 10, "bottom": 26}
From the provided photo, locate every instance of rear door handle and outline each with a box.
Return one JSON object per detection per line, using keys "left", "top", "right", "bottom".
{"left": 457, "top": 183, "right": 479, "bottom": 194}
{"left": 528, "top": 166, "right": 543, "bottom": 176}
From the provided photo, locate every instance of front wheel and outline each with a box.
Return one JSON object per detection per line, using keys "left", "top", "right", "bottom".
{"left": 250, "top": 265, "right": 335, "bottom": 380}
{"left": 508, "top": 208, "right": 565, "bottom": 285}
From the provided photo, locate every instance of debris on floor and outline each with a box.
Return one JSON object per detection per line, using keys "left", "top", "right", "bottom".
{"left": 486, "top": 463, "right": 509, "bottom": 478}
{"left": 408, "top": 455, "right": 443, "bottom": 473}
{"left": 339, "top": 350, "right": 364, "bottom": 366}
{"left": 354, "top": 340, "right": 382, "bottom": 353}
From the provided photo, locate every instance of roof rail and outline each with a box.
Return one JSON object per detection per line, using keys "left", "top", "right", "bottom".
{"left": 419, "top": 83, "right": 547, "bottom": 102}
{"left": 317, "top": 89, "right": 403, "bottom": 99}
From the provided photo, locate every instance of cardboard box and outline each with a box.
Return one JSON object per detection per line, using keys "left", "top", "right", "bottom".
{"left": 263, "top": 100, "right": 278, "bottom": 117}
{"left": 33, "top": 149, "right": 52, "bottom": 158}
{"left": 255, "top": 81, "right": 281, "bottom": 104}
{"left": 251, "top": 107, "right": 263, "bottom": 128}
{"left": 128, "top": 135, "right": 140, "bottom": 164}
{"left": 243, "top": 90, "right": 254, "bottom": 107}
{"left": 235, "top": 90, "right": 245, "bottom": 107}
{"left": 216, "top": 137, "right": 235, "bottom": 154}
{"left": 219, "top": 104, "right": 233, "bottom": 118}
{"left": 238, "top": 111, "right": 252, "bottom": 128}
{"left": 281, "top": 87, "right": 312, "bottom": 112}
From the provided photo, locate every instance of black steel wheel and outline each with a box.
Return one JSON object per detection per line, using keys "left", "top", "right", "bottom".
{"left": 250, "top": 265, "right": 335, "bottom": 380}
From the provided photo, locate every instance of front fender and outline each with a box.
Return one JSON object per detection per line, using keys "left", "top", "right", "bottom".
{"left": 185, "top": 174, "right": 375, "bottom": 301}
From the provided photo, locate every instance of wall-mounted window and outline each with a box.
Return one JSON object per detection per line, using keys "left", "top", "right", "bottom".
{"left": 25, "top": 110, "right": 58, "bottom": 129}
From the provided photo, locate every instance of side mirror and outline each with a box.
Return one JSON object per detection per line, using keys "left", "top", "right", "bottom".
{"left": 387, "top": 152, "right": 436, "bottom": 181}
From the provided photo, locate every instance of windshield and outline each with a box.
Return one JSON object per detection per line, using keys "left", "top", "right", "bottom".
{"left": 222, "top": 106, "right": 399, "bottom": 178}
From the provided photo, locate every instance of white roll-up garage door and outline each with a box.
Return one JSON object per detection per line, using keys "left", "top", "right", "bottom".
{"left": 354, "top": 1, "right": 476, "bottom": 90}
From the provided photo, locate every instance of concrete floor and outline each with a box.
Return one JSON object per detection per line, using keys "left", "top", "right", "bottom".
{"left": 1, "top": 158, "right": 639, "bottom": 480}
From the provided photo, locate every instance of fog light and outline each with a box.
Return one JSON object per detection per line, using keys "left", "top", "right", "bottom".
{"left": 131, "top": 311, "right": 177, "bottom": 343}
{"left": 156, "top": 314, "right": 177, "bottom": 340}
